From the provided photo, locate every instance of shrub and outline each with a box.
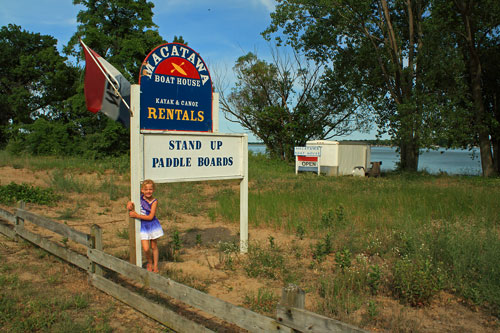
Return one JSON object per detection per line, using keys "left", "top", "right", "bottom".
{"left": 245, "top": 242, "right": 286, "bottom": 280}
{"left": 392, "top": 255, "right": 440, "bottom": 306}
{"left": 0, "top": 182, "right": 59, "bottom": 205}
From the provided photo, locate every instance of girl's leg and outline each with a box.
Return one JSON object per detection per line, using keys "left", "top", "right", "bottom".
{"left": 141, "top": 239, "right": 153, "bottom": 271}
{"left": 151, "top": 239, "right": 159, "bottom": 273}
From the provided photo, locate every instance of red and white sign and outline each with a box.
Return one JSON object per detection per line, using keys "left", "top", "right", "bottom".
{"left": 295, "top": 147, "right": 321, "bottom": 175}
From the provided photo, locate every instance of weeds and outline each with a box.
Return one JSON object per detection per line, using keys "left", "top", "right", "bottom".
{"left": 312, "top": 232, "right": 333, "bottom": 262}
{"left": 57, "top": 203, "right": 84, "bottom": 220}
{"left": 217, "top": 241, "right": 239, "bottom": 270}
{"left": 335, "top": 248, "right": 352, "bottom": 272}
{"left": 116, "top": 228, "right": 129, "bottom": 240}
{"left": 367, "top": 265, "right": 382, "bottom": 295}
{"left": 244, "top": 288, "right": 279, "bottom": 315}
{"left": 392, "top": 255, "right": 440, "bottom": 306}
{"left": 195, "top": 233, "right": 202, "bottom": 246}
{"left": 98, "top": 176, "right": 127, "bottom": 201}
{"left": 244, "top": 242, "right": 286, "bottom": 280}
{"left": 0, "top": 182, "right": 59, "bottom": 205}
{"left": 49, "top": 169, "right": 91, "bottom": 193}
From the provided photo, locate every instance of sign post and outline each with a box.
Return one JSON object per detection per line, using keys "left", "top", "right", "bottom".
{"left": 129, "top": 43, "right": 249, "bottom": 266}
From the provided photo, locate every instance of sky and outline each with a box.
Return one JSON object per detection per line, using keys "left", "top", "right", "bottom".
{"left": 0, "top": 0, "right": 376, "bottom": 141}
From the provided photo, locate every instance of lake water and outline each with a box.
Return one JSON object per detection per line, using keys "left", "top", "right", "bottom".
{"left": 248, "top": 144, "right": 482, "bottom": 175}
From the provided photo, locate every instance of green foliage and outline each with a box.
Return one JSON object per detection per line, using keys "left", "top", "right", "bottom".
{"left": 165, "top": 229, "right": 183, "bottom": 262}
{"left": 392, "top": 255, "right": 440, "bottom": 306}
{"left": 244, "top": 242, "right": 286, "bottom": 280}
{"left": 335, "top": 248, "right": 352, "bottom": 272}
{"left": 217, "top": 241, "right": 239, "bottom": 270}
{"left": 7, "top": 118, "right": 83, "bottom": 156}
{"left": 195, "top": 233, "right": 202, "bottom": 246}
{"left": 0, "top": 182, "right": 59, "bottom": 205}
{"left": 65, "top": 0, "right": 166, "bottom": 83}
{"left": 367, "top": 265, "right": 382, "bottom": 295}
{"left": 425, "top": 221, "right": 500, "bottom": 316}
{"left": 0, "top": 150, "right": 130, "bottom": 174}
{"left": 219, "top": 50, "right": 367, "bottom": 161}
{"left": 312, "top": 232, "right": 333, "bottom": 262}
{"left": 317, "top": 271, "right": 365, "bottom": 316}
{"left": 264, "top": 0, "right": 499, "bottom": 172}
{"left": 81, "top": 119, "right": 130, "bottom": 159}
{"left": 0, "top": 24, "right": 78, "bottom": 146}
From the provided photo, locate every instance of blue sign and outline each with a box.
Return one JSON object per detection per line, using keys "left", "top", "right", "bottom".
{"left": 139, "top": 43, "right": 212, "bottom": 132}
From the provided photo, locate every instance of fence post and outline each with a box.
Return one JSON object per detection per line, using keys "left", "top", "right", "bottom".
{"left": 90, "top": 224, "right": 103, "bottom": 276}
{"left": 281, "top": 283, "right": 305, "bottom": 309}
{"left": 14, "top": 201, "right": 26, "bottom": 242}
{"left": 128, "top": 214, "right": 136, "bottom": 265}
{"left": 278, "top": 284, "right": 305, "bottom": 333}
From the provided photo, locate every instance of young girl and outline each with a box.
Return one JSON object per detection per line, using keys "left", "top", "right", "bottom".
{"left": 127, "top": 179, "right": 164, "bottom": 273}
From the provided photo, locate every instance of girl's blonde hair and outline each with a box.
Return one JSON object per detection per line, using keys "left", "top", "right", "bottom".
{"left": 141, "top": 179, "right": 155, "bottom": 190}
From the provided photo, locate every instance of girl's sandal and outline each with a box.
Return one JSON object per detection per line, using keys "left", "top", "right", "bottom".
{"left": 153, "top": 267, "right": 159, "bottom": 273}
{"left": 146, "top": 263, "right": 153, "bottom": 272}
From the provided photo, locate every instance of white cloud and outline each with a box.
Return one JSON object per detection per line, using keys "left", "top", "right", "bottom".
{"left": 254, "top": 0, "right": 276, "bottom": 12}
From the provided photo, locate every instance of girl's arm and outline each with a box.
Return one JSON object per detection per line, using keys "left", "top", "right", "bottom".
{"left": 129, "top": 200, "right": 158, "bottom": 221}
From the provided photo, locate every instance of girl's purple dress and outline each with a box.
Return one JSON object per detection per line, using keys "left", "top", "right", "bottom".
{"left": 139, "top": 195, "right": 164, "bottom": 240}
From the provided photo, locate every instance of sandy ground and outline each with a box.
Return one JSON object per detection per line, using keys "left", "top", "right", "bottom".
{"left": 1, "top": 165, "right": 499, "bottom": 332}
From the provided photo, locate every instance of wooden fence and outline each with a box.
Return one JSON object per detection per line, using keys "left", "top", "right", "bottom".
{"left": 0, "top": 203, "right": 368, "bottom": 333}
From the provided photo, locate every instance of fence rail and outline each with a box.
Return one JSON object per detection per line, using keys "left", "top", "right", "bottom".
{"left": 0, "top": 204, "right": 368, "bottom": 333}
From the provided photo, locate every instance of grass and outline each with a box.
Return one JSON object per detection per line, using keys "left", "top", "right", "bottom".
{"left": 212, "top": 154, "right": 500, "bottom": 318}
{"left": 1, "top": 150, "right": 500, "bottom": 325}
{"left": 0, "top": 150, "right": 129, "bottom": 174}
{"left": 0, "top": 248, "right": 113, "bottom": 332}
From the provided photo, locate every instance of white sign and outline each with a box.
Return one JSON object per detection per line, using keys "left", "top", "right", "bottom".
{"left": 143, "top": 132, "right": 245, "bottom": 183}
{"left": 294, "top": 146, "right": 321, "bottom": 156}
{"left": 295, "top": 146, "right": 321, "bottom": 175}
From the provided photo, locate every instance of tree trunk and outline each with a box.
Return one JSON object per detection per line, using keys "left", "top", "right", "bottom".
{"left": 493, "top": 138, "right": 499, "bottom": 174}
{"left": 468, "top": 52, "right": 496, "bottom": 177}
{"left": 399, "top": 140, "right": 419, "bottom": 172}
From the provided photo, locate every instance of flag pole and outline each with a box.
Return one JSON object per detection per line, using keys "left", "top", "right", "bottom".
{"left": 79, "top": 39, "right": 131, "bottom": 111}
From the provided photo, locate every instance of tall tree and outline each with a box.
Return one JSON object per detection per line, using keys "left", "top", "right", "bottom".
{"left": 218, "top": 49, "right": 369, "bottom": 160}
{"left": 431, "top": 0, "right": 499, "bottom": 176}
{"left": 481, "top": 43, "right": 500, "bottom": 173}
{"left": 264, "top": 0, "right": 446, "bottom": 171}
{"left": 64, "top": 0, "right": 165, "bottom": 83}
{"left": 0, "top": 24, "right": 78, "bottom": 146}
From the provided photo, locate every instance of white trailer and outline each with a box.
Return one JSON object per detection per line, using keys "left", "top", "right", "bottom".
{"left": 306, "top": 140, "right": 371, "bottom": 176}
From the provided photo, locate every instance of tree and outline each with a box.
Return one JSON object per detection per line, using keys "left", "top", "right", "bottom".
{"left": 481, "top": 43, "right": 500, "bottom": 173}
{"left": 0, "top": 24, "right": 78, "bottom": 146}
{"left": 65, "top": 0, "right": 166, "bottom": 83}
{"left": 431, "top": 0, "right": 500, "bottom": 176}
{"left": 264, "top": 0, "right": 449, "bottom": 171}
{"left": 218, "top": 49, "right": 369, "bottom": 161}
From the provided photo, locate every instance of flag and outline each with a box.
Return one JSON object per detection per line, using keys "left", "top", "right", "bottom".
{"left": 80, "top": 39, "right": 131, "bottom": 128}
